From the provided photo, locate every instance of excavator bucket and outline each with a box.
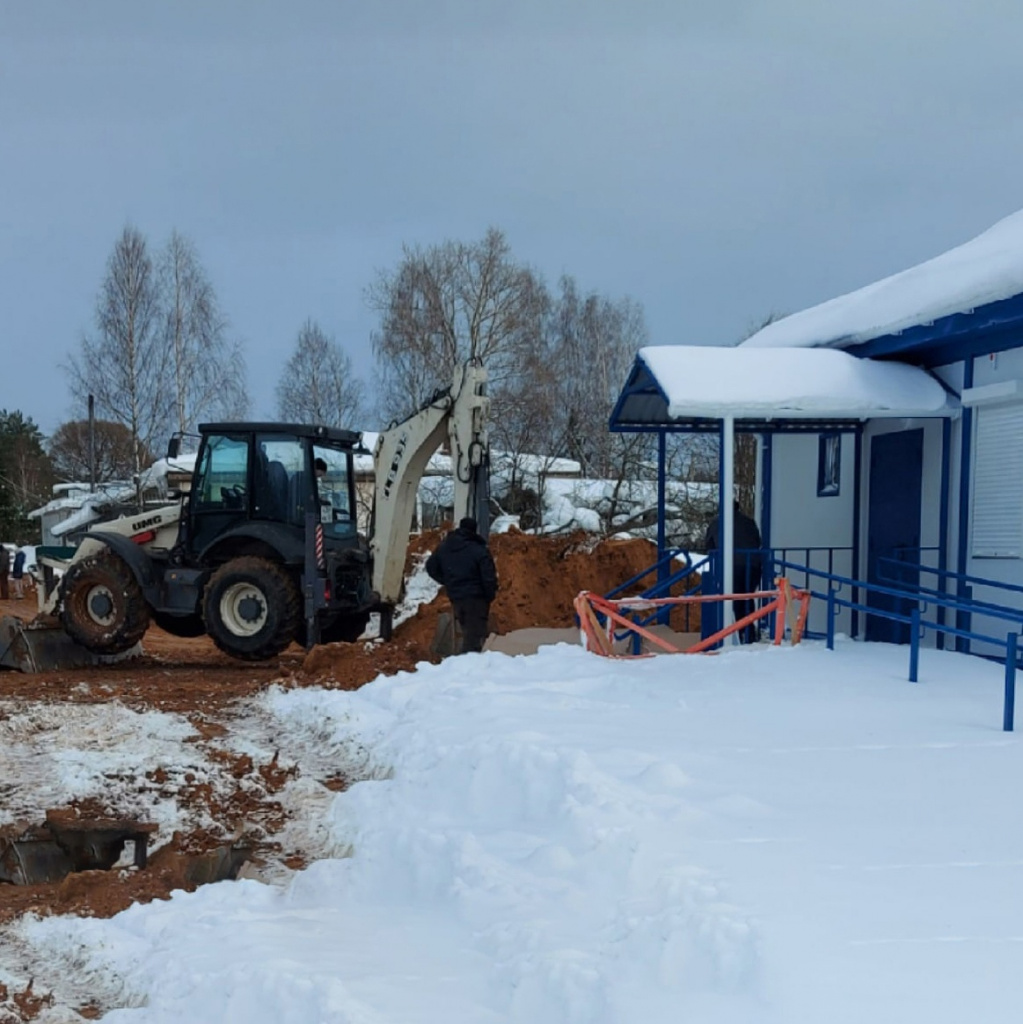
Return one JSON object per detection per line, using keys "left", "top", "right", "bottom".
{"left": 0, "top": 615, "right": 104, "bottom": 673}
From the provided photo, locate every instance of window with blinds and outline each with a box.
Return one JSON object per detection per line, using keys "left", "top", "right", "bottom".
{"left": 972, "top": 402, "right": 1023, "bottom": 558}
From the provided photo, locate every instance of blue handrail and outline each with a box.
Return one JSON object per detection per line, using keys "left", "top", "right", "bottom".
{"left": 775, "top": 558, "right": 1020, "bottom": 732}
{"left": 601, "top": 545, "right": 1020, "bottom": 731}
{"left": 879, "top": 555, "right": 1023, "bottom": 600}
{"left": 605, "top": 548, "right": 704, "bottom": 601}
{"left": 876, "top": 561, "right": 1023, "bottom": 623}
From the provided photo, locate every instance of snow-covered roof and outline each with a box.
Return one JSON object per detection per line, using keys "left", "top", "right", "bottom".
{"left": 29, "top": 495, "right": 85, "bottom": 518}
{"left": 49, "top": 486, "right": 139, "bottom": 537}
{"left": 743, "top": 208, "right": 1023, "bottom": 350}
{"left": 355, "top": 435, "right": 578, "bottom": 479}
{"left": 138, "top": 454, "right": 198, "bottom": 493}
{"left": 356, "top": 432, "right": 452, "bottom": 476}
{"left": 620, "top": 346, "right": 958, "bottom": 423}
{"left": 491, "top": 451, "right": 582, "bottom": 477}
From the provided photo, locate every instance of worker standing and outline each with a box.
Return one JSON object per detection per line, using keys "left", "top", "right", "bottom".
{"left": 11, "top": 548, "right": 26, "bottom": 601}
{"left": 426, "top": 517, "right": 498, "bottom": 653}
{"left": 705, "top": 500, "right": 764, "bottom": 643}
{"left": 0, "top": 545, "right": 9, "bottom": 600}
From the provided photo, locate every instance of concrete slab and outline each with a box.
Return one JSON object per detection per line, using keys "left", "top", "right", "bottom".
{"left": 483, "top": 625, "right": 705, "bottom": 657}
{"left": 483, "top": 627, "right": 581, "bottom": 656}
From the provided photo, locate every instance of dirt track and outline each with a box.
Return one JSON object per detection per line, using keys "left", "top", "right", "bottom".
{"left": 0, "top": 531, "right": 665, "bottom": 937}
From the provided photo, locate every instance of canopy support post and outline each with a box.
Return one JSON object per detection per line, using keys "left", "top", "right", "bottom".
{"left": 723, "top": 415, "right": 735, "bottom": 642}
{"left": 657, "top": 430, "right": 669, "bottom": 625}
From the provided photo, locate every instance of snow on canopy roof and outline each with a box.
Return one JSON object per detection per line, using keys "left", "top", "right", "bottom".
{"left": 742, "top": 208, "right": 1023, "bottom": 350}
{"left": 630, "top": 346, "right": 956, "bottom": 421}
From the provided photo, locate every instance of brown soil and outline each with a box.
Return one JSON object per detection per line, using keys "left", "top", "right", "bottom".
{"left": 0, "top": 530, "right": 668, "bottom": 949}
{"left": 303, "top": 529, "right": 678, "bottom": 679}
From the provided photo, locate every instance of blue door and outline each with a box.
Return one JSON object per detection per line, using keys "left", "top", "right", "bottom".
{"left": 866, "top": 429, "right": 923, "bottom": 643}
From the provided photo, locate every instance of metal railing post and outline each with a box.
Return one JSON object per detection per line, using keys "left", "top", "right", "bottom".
{"left": 827, "top": 588, "right": 836, "bottom": 650}
{"left": 1004, "top": 632, "right": 1017, "bottom": 732}
{"left": 909, "top": 608, "right": 921, "bottom": 682}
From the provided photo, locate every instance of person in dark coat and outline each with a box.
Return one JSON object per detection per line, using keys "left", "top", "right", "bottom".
{"left": 704, "top": 500, "right": 764, "bottom": 643}
{"left": 0, "top": 544, "right": 9, "bottom": 601}
{"left": 11, "top": 548, "right": 26, "bottom": 601}
{"left": 426, "top": 517, "right": 498, "bottom": 653}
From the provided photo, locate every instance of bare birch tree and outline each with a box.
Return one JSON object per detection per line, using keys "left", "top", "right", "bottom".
{"left": 66, "top": 226, "right": 169, "bottom": 478}
{"left": 275, "top": 319, "right": 365, "bottom": 428}
{"left": 159, "top": 231, "right": 248, "bottom": 434}
{"left": 549, "top": 275, "right": 649, "bottom": 479}
{"left": 368, "top": 227, "right": 548, "bottom": 421}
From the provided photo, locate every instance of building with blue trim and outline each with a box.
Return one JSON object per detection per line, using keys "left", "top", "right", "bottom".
{"left": 610, "top": 209, "right": 1023, "bottom": 656}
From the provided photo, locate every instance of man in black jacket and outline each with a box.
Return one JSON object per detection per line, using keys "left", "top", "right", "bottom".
{"left": 426, "top": 517, "right": 498, "bottom": 653}
{"left": 705, "top": 500, "right": 764, "bottom": 643}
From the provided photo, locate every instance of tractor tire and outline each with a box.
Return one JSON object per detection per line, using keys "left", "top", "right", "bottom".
{"left": 61, "top": 552, "right": 151, "bottom": 655}
{"left": 203, "top": 556, "right": 300, "bottom": 661}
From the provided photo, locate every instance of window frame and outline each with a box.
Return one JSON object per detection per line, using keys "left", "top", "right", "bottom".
{"left": 817, "top": 432, "right": 841, "bottom": 498}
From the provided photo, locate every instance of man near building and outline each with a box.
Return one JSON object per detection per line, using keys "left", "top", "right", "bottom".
{"left": 705, "top": 500, "right": 764, "bottom": 643}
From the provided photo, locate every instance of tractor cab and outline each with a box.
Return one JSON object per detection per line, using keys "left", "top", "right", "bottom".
{"left": 184, "top": 423, "right": 363, "bottom": 563}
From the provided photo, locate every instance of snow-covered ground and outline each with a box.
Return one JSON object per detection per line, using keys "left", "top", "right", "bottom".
{"left": 6, "top": 638, "right": 1023, "bottom": 1022}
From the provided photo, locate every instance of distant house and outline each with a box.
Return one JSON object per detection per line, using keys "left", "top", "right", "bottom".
{"left": 612, "top": 208, "right": 1023, "bottom": 656}
{"left": 28, "top": 457, "right": 197, "bottom": 547}
{"left": 29, "top": 483, "right": 93, "bottom": 546}
{"left": 355, "top": 437, "right": 585, "bottom": 533}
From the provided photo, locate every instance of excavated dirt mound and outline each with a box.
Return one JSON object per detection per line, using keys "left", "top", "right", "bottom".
{"left": 301, "top": 529, "right": 678, "bottom": 679}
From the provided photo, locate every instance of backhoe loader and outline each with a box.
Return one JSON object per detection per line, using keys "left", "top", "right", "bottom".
{"left": 0, "top": 363, "right": 488, "bottom": 670}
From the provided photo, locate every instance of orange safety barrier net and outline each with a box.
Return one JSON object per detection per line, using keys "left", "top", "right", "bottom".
{"left": 573, "top": 577, "right": 812, "bottom": 658}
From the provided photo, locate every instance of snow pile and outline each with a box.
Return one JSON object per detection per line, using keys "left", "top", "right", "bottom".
{"left": 541, "top": 477, "right": 716, "bottom": 537}
{"left": 13, "top": 639, "right": 1023, "bottom": 1022}
{"left": 138, "top": 454, "right": 198, "bottom": 496}
{"left": 357, "top": 432, "right": 451, "bottom": 476}
{"left": 639, "top": 345, "right": 956, "bottom": 420}
{"left": 742, "top": 207, "right": 1023, "bottom": 350}
{"left": 393, "top": 552, "right": 441, "bottom": 627}
{"left": 47, "top": 486, "right": 137, "bottom": 539}
{"left": 0, "top": 701, "right": 204, "bottom": 838}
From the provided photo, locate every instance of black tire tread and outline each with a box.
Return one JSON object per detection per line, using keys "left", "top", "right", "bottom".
{"left": 61, "top": 551, "right": 151, "bottom": 654}
{"left": 203, "top": 556, "right": 300, "bottom": 661}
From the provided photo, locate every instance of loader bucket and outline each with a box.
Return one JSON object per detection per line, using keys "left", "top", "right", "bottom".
{"left": 0, "top": 615, "right": 105, "bottom": 673}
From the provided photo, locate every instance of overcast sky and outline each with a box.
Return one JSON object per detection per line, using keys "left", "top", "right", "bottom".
{"left": 4, "top": 0, "right": 1023, "bottom": 436}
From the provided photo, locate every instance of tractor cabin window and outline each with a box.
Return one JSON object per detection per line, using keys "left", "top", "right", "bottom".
{"left": 254, "top": 435, "right": 305, "bottom": 525}
{"left": 194, "top": 434, "right": 249, "bottom": 512}
{"left": 313, "top": 445, "right": 356, "bottom": 539}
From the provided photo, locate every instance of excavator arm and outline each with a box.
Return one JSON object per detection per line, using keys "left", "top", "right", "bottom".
{"left": 370, "top": 362, "right": 489, "bottom": 610}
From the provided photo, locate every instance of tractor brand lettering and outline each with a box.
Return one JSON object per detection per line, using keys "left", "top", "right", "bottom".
{"left": 383, "top": 433, "right": 409, "bottom": 499}
{"left": 131, "top": 514, "right": 164, "bottom": 532}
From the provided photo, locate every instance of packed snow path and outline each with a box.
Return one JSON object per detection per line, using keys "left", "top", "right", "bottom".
{"left": 13, "top": 638, "right": 1023, "bottom": 1023}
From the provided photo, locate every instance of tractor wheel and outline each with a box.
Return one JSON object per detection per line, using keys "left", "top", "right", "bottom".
{"left": 61, "top": 552, "right": 151, "bottom": 654}
{"left": 203, "top": 556, "right": 300, "bottom": 661}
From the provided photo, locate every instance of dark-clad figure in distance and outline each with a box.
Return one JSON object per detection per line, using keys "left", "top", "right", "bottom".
{"left": 705, "top": 500, "right": 763, "bottom": 643}
{"left": 426, "top": 517, "right": 498, "bottom": 653}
